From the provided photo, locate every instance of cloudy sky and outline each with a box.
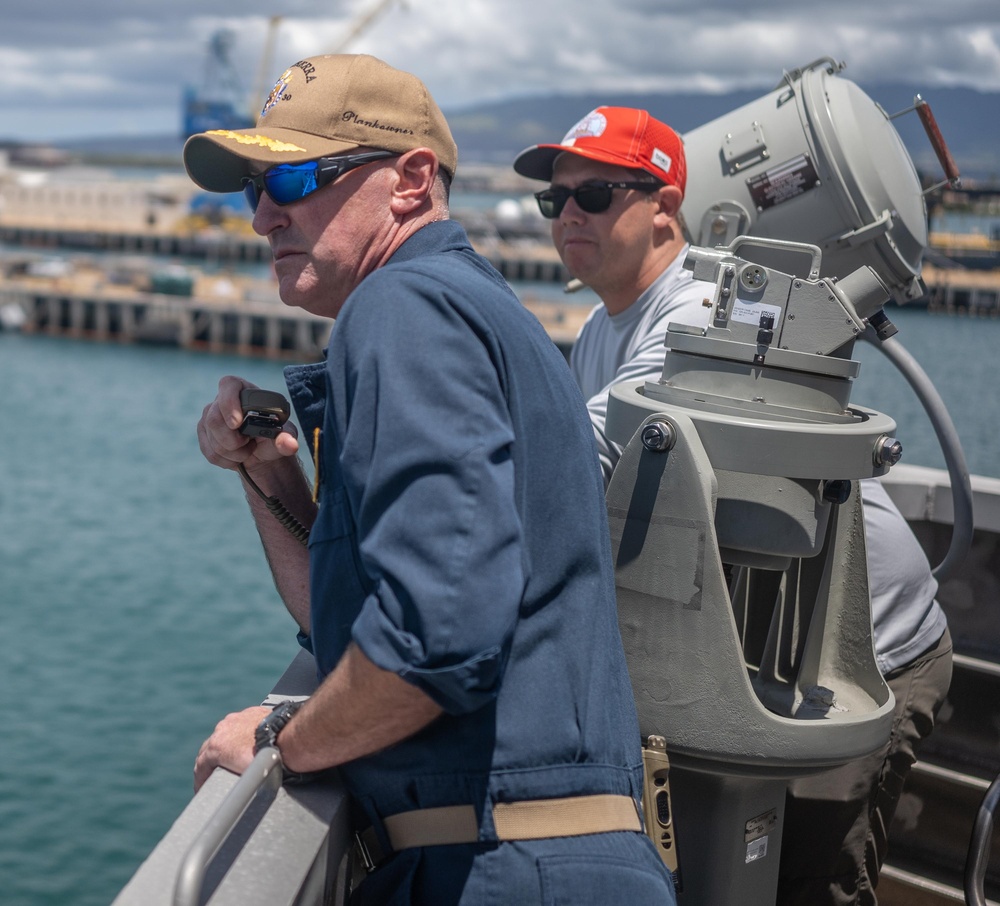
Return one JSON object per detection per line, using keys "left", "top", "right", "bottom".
{"left": 3, "top": 0, "right": 1000, "bottom": 142}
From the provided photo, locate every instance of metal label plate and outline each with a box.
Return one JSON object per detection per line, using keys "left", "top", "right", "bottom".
{"left": 747, "top": 154, "right": 820, "bottom": 211}
{"left": 745, "top": 807, "right": 778, "bottom": 843}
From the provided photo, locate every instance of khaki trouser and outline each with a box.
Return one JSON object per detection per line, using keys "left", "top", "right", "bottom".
{"left": 776, "top": 627, "right": 954, "bottom": 906}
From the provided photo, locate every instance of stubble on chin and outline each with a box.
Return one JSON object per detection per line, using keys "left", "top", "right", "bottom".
{"left": 275, "top": 261, "right": 318, "bottom": 311}
{"left": 558, "top": 239, "right": 599, "bottom": 283}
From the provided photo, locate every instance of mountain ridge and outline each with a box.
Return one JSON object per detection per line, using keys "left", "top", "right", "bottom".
{"left": 20, "top": 82, "right": 1000, "bottom": 183}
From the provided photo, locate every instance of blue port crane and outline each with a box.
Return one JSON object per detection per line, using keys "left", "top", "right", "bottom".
{"left": 181, "top": 29, "right": 255, "bottom": 138}
{"left": 182, "top": 2, "right": 406, "bottom": 139}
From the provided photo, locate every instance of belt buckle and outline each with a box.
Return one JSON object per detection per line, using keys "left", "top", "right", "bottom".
{"left": 354, "top": 825, "right": 391, "bottom": 874}
{"left": 354, "top": 830, "right": 377, "bottom": 874}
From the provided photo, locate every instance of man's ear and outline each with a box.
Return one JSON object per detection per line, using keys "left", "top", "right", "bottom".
{"left": 650, "top": 185, "right": 683, "bottom": 235}
{"left": 389, "top": 148, "right": 438, "bottom": 214}
{"left": 654, "top": 184, "right": 684, "bottom": 220}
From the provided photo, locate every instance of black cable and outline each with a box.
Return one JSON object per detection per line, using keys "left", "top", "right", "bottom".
{"left": 238, "top": 463, "right": 310, "bottom": 547}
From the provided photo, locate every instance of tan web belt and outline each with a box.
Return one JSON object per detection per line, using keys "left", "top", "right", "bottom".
{"left": 355, "top": 793, "right": 641, "bottom": 871}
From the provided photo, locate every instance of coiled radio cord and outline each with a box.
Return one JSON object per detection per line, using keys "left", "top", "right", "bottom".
{"left": 238, "top": 463, "right": 311, "bottom": 547}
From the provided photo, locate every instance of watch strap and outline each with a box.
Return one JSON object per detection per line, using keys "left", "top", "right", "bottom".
{"left": 253, "top": 698, "right": 304, "bottom": 755}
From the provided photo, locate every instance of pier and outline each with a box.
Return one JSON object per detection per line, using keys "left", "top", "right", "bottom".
{"left": 6, "top": 257, "right": 1000, "bottom": 362}
{"left": 0, "top": 222, "right": 570, "bottom": 284}
{"left": 0, "top": 223, "right": 275, "bottom": 264}
{"left": 0, "top": 220, "right": 583, "bottom": 357}
{"left": 0, "top": 281, "right": 335, "bottom": 359}
{"left": 0, "top": 268, "right": 589, "bottom": 360}
{"left": 921, "top": 263, "right": 1000, "bottom": 315}
{"left": 5, "top": 221, "right": 1000, "bottom": 362}
{"left": 8, "top": 222, "right": 1000, "bottom": 307}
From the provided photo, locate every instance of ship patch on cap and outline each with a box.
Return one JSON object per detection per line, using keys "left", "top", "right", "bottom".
{"left": 261, "top": 68, "right": 295, "bottom": 118}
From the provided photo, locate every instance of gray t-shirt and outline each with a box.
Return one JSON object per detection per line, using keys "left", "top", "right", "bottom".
{"left": 570, "top": 246, "right": 947, "bottom": 672}
{"left": 570, "top": 250, "right": 711, "bottom": 482}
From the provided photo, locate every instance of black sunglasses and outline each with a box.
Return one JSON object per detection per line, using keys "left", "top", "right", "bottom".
{"left": 534, "top": 180, "right": 662, "bottom": 219}
{"left": 241, "top": 150, "right": 398, "bottom": 212}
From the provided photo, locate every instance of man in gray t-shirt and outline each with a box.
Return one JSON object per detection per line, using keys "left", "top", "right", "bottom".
{"left": 515, "top": 105, "right": 953, "bottom": 906}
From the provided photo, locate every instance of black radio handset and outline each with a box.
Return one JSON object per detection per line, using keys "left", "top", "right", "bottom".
{"left": 238, "top": 389, "right": 311, "bottom": 546}
{"left": 239, "top": 388, "right": 291, "bottom": 439}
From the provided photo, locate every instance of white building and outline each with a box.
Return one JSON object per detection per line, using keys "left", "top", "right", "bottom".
{"left": 0, "top": 164, "right": 197, "bottom": 232}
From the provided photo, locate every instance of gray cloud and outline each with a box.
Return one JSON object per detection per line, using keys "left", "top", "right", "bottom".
{"left": 2, "top": 0, "right": 999, "bottom": 140}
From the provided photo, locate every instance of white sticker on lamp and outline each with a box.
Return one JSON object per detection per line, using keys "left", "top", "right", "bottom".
{"left": 730, "top": 300, "right": 782, "bottom": 327}
{"left": 746, "top": 836, "right": 768, "bottom": 863}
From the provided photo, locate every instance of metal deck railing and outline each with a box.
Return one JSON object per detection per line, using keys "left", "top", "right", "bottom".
{"left": 113, "top": 650, "right": 352, "bottom": 906}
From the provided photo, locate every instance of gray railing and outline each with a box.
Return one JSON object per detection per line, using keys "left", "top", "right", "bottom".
{"left": 114, "top": 650, "right": 352, "bottom": 906}
{"left": 966, "top": 772, "right": 1000, "bottom": 906}
{"left": 173, "top": 748, "right": 285, "bottom": 906}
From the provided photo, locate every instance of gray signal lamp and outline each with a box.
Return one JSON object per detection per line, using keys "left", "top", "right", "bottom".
{"left": 680, "top": 57, "right": 959, "bottom": 304}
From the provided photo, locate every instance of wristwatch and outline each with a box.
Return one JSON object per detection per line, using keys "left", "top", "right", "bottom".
{"left": 254, "top": 699, "right": 304, "bottom": 755}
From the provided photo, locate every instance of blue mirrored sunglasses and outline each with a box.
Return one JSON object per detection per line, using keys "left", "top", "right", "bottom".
{"left": 241, "top": 151, "right": 398, "bottom": 212}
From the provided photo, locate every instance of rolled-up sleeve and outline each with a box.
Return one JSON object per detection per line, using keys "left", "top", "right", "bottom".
{"left": 331, "top": 269, "right": 524, "bottom": 714}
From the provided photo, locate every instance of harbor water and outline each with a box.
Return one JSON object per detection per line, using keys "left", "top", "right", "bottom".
{"left": 0, "top": 306, "right": 997, "bottom": 905}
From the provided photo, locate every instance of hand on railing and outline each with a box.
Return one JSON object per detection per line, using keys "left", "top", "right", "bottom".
{"left": 173, "top": 748, "right": 284, "bottom": 906}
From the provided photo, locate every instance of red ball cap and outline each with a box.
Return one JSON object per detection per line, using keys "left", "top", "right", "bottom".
{"left": 514, "top": 106, "right": 686, "bottom": 195}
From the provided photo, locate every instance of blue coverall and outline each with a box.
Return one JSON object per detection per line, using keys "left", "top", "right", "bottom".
{"left": 284, "top": 220, "right": 676, "bottom": 905}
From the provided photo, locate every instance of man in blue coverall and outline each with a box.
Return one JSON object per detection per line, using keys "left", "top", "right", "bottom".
{"left": 184, "top": 56, "right": 676, "bottom": 904}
